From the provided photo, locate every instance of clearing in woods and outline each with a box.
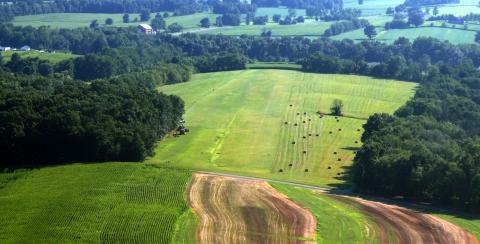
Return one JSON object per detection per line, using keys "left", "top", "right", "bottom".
{"left": 152, "top": 69, "right": 417, "bottom": 187}
{"left": 188, "top": 173, "right": 316, "bottom": 243}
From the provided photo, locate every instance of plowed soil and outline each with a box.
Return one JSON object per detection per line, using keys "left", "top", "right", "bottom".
{"left": 189, "top": 173, "right": 316, "bottom": 244}
{"left": 333, "top": 195, "right": 479, "bottom": 244}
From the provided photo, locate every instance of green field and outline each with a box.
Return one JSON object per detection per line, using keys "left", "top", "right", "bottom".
{"left": 0, "top": 51, "right": 79, "bottom": 63}
{"left": 273, "top": 184, "right": 379, "bottom": 243}
{"left": 195, "top": 20, "right": 334, "bottom": 36}
{"left": 12, "top": 12, "right": 218, "bottom": 30}
{"left": 331, "top": 26, "right": 476, "bottom": 44}
{"left": 425, "top": 5, "right": 480, "bottom": 15}
{"left": 151, "top": 69, "right": 417, "bottom": 187}
{"left": 247, "top": 62, "right": 301, "bottom": 70}
{"left": 0, "top": 163, "right": 193, "bottom": 243}
{"left": 255, "top": 7, "right": 307, "bottom": 17}
{"left": 343, "top": 0, "right": 404, "bottom": 16}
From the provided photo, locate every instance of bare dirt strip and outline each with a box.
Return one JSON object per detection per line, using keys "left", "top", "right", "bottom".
{"left": 332, "top": 195, "right": 480, "bottom": 244}
{"left": 188, "top": 173, "right": 316, "bottom": 244}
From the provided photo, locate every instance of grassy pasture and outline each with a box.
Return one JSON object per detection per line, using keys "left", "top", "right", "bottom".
{"left": 0, "top": 50, "right": 79, "bottom": 63}
{"left": 331, "top": 25, "right": 476, "bottom": 44}
{"left": 255, "top": 7, "right": 306, "bottom": 17}
{"left": 343, "top": 0, "right": 404, "bottom": 16}
{"left": 12, "top": 12, "right": 219, "bottom": 30}
{"left": 273, "top": 184, "right": 379, "bottom": 243}
{"left": 152, "top": 69, "right": 417, "bottom": 187}
{"left": 0, "top": 163, "right": 193, "bottom": 243}
{"left": 195, "top": 20, "right": 333, "bottom": 36}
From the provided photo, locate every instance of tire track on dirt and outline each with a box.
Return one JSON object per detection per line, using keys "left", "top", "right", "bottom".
{"left": 189, "top": 173, "right": 316, "bottom": 244}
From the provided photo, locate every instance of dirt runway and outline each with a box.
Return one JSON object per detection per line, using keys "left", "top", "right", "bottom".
{"left": 188, "top": 173, "right": 316, "bottom": 244}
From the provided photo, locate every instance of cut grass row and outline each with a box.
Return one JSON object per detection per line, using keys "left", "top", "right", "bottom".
{"left": 152, "top": 69, "right": 417, "bottom": 187}
{"left": 0, "top": 163, "right": 193, "bottom": 243}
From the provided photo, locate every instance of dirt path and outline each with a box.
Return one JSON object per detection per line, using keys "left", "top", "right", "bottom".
{"left": 189, "top": 173, "right": 316, "bottom": 244}
{"left": 332, "top": 195, "right": 479, "bottom": 244}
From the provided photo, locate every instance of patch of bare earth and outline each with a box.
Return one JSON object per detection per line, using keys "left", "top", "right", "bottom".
{"left": 332, "top": 195, "right": 479, "bottom": 244}
{"left": 189, "top": 173, "right": 316, "bottom": 244}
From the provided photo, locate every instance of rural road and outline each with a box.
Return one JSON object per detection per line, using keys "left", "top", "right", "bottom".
{"left": 196, "top": 171, "right": 348, "bottom": 193}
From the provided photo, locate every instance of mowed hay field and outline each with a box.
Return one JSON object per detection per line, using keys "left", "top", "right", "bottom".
{"left": 0, "top": 164, "right": 194, "bottom": 243}
{"left": 0, "top": 51, "right": 80, "bottom": 63}
{"left": 195, "top": 20, "right": 334, "bottom": 36}
{"left": 13, "top": 13, "right": 219, "bottom": 30}
{"left": 152, "top": 69, "right": 417, "bottom": 187}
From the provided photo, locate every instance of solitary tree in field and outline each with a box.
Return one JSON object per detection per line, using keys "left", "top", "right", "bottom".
{"left": 123, "top": 14, "right": 130, "bottom": 23}
{"left": 151, "top": 16, "right": 166, "bottom": 30}
{"left": 364, "top": 25, "right": 377, "bottom": 39}
{"left": 90, "top": 20, "right": 99, "bottom": 28}
{"left": 330, "top": 99, "right": 344, "bottom": 116}
{"left": 433, "top": 6, "right": 439, "bottom": 16}
{"left": 105, "top": 18, "right": 114, "bottom": 25}
{"left": 200, "top": 17, "right": 210, "bottom": 28}
{"left": 140, "top": 9, "right": 151, "bottom": 21}
{"left": 408, "top": 8, "right": 424, "bottom": 27}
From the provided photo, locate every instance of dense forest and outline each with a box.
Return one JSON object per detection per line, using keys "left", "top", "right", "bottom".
{"left": 0, "top": 72, "right": 184, "bottom": 166}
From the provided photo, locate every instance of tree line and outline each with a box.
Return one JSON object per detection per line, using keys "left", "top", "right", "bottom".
{"left": 0, "top": 71, "right": 184, "bottom": 167}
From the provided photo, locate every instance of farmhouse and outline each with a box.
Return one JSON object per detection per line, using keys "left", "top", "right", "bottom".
{"left": 0, "top": 46, "right": 11, "bottom": 51}
{"left": 138, "top": 24, "right": 154, "bottom": 35}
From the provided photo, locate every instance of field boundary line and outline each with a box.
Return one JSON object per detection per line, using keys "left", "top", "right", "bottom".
{"left": 195, "top": 171, "right": 352, "bottom": 194}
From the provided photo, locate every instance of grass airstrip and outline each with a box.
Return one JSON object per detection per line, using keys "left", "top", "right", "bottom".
{"left": 152, "top": 69, "right": 417, "bottom": 187}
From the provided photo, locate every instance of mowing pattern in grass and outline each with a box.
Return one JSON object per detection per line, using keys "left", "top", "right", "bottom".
{"left": 0, "top": 51, "right": 79, "bottom": 63}
{"left": 0, "top": 163, "right": 193, "bottom": 243}
{"left": 152, "top": 69, "right": 417, "bottom": 187}
{"left": 272, "top": 183, "right": 379, "bottom": 243}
